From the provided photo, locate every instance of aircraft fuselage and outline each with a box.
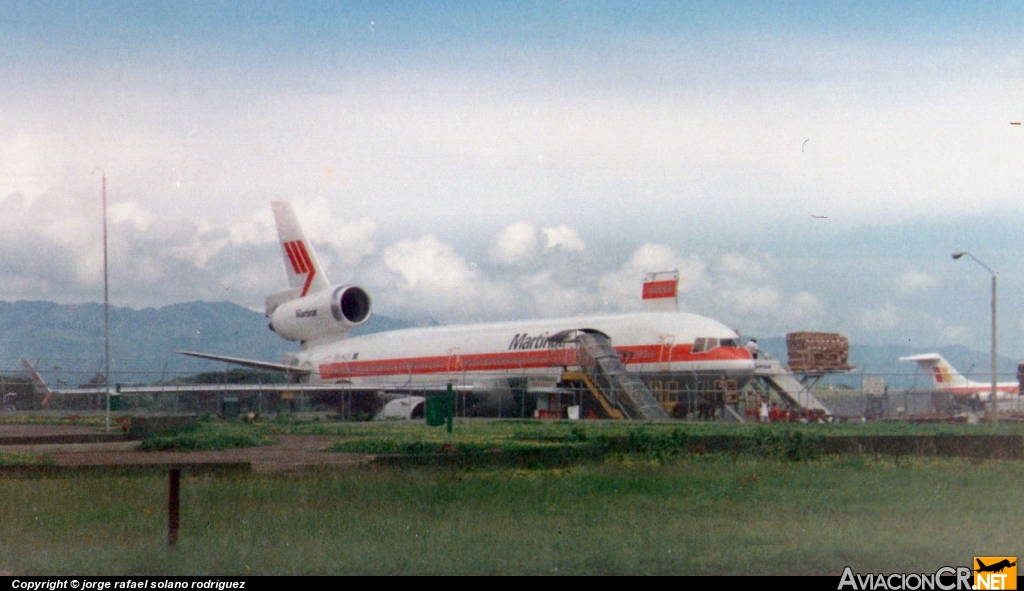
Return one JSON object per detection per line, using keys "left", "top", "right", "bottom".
{"left": 292, "top": 310, "right": 754, "bottom": 389}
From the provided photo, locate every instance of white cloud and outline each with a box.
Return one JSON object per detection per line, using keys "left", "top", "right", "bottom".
{"left": 859, "top": 302, "right": 901, "bottom": 333}
{"left": 0, "top": 190, "right": 103, "bottom": 296}
{"left": 541, "top": 225, "right": 585, "bottom": 252}
{"left": 5, "top": 5, "right": 1024, "bottom": 356}
{"left": 226, "top": 208, "right": 277, "bottom": 246}
{"left": 939, "top": 323, "right": 972, "bottom": 345}
{"left": 378, "top": 235, "right": 513, "bottom": 321}
{"left": 384, "top": 235, "right": 474, "bottom": 292}
{"left": 717, "top": 252, "right": 772, "bottom": 284}
{"left": 0, "top": 133, "right": 65, "bottom": 202}
{"left": 108, "top": 201, "right": 156, "bottom": 233}
{"left": 166, "top": 224, "right": 231, "bottom": 271}
{"left": 700, "top": 251, "right": 824, "bottom": 333}
{"left": 781, "top": 291, "right": 826, "bottom": 328}
{"left": 896, "top": 271, "right": 938, "bottom": 296}
{"left": 518, "top": 271, "right": 599, "bottom": 319}
{"left": 598, "top": 244, "right": 704, "bottom": 312}
{"left": 924, "top": 314, "right": 972, "bottom": 347}
{"left": 489, "top": 222, "right": 538, "bottom": 266}
{"left": 290, "top": 197, "right": 377, "bottom": 268}
{"left": 719, "top": 285, "right": 782, "bottom": 317}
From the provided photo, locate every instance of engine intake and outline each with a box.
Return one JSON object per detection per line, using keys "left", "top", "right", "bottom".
{"left": 334, "top": 285, "right": 371, "bottom": 324}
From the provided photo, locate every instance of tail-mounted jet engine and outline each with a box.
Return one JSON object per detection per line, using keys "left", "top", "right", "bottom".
{"left": 268, "top": 285, "right": 371, "bottom": 343}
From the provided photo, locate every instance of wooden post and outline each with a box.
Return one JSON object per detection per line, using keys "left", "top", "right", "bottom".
{"left": 168, "top": 468, "right": 181, "bottom": 546}
{"left": 446, "top": 383, "right": 454, "bottom": 433}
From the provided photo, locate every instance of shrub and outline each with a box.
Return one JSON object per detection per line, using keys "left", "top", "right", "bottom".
{"left": 747, "top": 428, "right": 822, "bottom": 461}
{"left": 138, "top": 423, "right": 276, "bottom": 451}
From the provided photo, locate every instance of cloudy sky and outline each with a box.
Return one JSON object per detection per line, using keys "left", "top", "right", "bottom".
{"left": 3, "top": 1, "right": 1024, "bottom": 359}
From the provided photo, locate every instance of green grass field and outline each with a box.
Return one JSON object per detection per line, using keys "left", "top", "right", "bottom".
{"left": 127, "top": 414, "right": 1024, "bottom": 452}
{"left": 1, "top": 454, "right": 1021, "bottom": 575}
{"left": 2, "top": 417, "right": 1022, "bottom": 574}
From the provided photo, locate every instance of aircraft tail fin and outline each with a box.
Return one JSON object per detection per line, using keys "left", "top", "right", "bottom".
{"left": 899, "top": 353, "right": 970, "bottom": 389}
{"left": 20, "top": 358, "right": 53, "bottom": 407}
{"left": 272, "top": 201, "right": 330, "bottom": 297}
{"left": 266, "top": 201, "right": 331, "bottom": 315}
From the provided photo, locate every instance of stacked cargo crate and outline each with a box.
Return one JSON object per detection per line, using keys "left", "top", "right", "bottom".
{"left": 786, "top": 332, "right": 854, "bottom": 373}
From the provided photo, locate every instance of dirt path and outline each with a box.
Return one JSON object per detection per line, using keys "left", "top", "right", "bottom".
{"left": 0, "top": 425, "right": 372, "bottom": 474}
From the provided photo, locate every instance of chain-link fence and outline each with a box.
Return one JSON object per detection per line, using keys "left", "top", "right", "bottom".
{"left": 3, "top": 365, "right": 1023, "bottom": 421}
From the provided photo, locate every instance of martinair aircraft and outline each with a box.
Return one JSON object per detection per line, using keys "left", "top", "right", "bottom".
{"left": 900, "top": 353, "right": 1018, "bottom": 402}
{"left": 180, "top": 202, "right": 755, "bottom": 417}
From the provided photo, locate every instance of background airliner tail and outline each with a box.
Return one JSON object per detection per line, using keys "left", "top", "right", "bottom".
{"left": 899, "top": 353, "right": 969, "bottom": 389}
{"left": 899, "top": 353, "right": 1019, "bottom": 401}
{"left": 21, "top": 358, "right": 54, "bottom": 407}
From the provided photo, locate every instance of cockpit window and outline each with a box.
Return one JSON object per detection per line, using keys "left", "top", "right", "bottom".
{"left": 720, "top": 338, "right": 738, "bottom": 348}
{"left": 692, "top": 337, "right": 719, "bottom": 354}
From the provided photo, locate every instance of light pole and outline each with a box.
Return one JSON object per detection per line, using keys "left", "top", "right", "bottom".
{"left": 93, "top": 167, "right": 110, "bottom": 433}
{"left": 951, "top": 251, "right": 998, "bottom": 424}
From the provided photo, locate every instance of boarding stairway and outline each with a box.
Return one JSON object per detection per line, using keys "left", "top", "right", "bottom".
{"left": 564, "top": 332, "right": 668, "bottom": 420}
{"left": 753, "top": 359, "right": 831, "bottom": 415}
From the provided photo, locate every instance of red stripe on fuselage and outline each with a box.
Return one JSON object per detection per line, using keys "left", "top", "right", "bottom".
{"left": 319, "top": 344, "right": 751, "bottom": 381}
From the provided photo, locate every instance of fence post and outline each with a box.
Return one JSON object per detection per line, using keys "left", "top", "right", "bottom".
{"left": 168, "top": 468, "right": 181, "bottom": 547}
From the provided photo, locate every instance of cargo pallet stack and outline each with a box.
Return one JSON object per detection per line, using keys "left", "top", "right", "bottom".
{"left": 786, "top": 332, "right": 855, "bottom": 374}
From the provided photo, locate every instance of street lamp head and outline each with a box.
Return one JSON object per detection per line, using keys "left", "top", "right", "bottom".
{"left": 948, "top": 249, "right": 998, "bottom": 423}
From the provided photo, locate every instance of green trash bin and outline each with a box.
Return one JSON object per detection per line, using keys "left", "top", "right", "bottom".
{"left": 425, "top": 394, "right": 447, "bottom": 426}
{"left": 109, "top": 385, "right": 122, "bottom": 411}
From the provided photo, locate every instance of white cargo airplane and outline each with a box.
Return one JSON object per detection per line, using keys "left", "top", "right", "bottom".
{"left": 180, "top": 202, "right": 755, "bottom": 416}
{"left": 900, "top": 353, "right": 1018, "bottom": 401}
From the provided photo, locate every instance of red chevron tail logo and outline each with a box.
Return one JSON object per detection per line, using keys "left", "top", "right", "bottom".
{"left": 283, "top": 240, "right": 316, "bottom": 296}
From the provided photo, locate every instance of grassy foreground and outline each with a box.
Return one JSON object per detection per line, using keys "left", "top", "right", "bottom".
{"left": 129, "top": 415, "right": 1024, "bottom": 454}
{"left": 1, "top": 455, "right": 1021, "bottom": 575}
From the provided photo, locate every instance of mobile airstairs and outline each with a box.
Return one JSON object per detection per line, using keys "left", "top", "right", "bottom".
{"left": 560, "top": 332, "right": 668, "bottom": 420}
{"left": 753, "top": 358, "right": 832, "bottom": 416}
{"left": 557, "top": 333, "right": 830, "bottom": 421}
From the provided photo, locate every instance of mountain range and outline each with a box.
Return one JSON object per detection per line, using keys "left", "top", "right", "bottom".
{"left": 0, "top": 300, "right": 415, "bottom": 385}
{"left": 1, "top": 300, "right": 1018, "bottom": 390}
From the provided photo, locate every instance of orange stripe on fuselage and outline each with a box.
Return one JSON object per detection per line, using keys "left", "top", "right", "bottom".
{"left": 319, "top": 344, "right": 751, "bottom": 380}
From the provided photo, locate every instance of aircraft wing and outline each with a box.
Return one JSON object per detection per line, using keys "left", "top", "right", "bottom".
{"left": 175, "top": 353, "right": 482, "bottom": 393}
{"left": 176, "top": 350, "right": 312, "bottom": 377}
{"left": 125, "top": 383, "right": 474, "bottom": 393}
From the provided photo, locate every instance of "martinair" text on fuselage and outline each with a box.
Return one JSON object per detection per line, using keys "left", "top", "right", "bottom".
{"left": 508, "top": 333, "right": 565, "bottom": 351}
